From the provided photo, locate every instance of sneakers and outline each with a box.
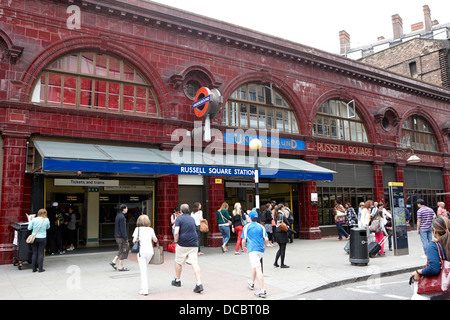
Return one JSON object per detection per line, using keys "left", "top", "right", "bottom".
{"left": 254, "top": 289, "right": 267, "bottom": 298}
{"left": 247, "top": 280, "right": 254, "bottom": 290}
{"left": 171, "top": 279, "right": 181, "bottom": 287}
{"left": 193, "top": 284, "right": 204, "bottom": 293}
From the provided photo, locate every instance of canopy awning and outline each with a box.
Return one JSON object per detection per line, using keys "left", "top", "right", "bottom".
{"left": 33, "top": 140, "right": 335, "bottom": 181}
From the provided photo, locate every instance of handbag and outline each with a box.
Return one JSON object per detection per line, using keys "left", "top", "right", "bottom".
{"left": 278, "top": 221, "right": 289, "bottom": 232}
{"left": 149, "top": 242, "right": 164, "bottom": 265}
{"left": 200, "top": 220, "right": 209, "bottom": 233}
{"left": 26, "top": 219, "right": 45, "bottom": 244}
{"left": 417, "top": 241, "right": 450, "bottom": 295}
{"left": 131, "top": 227, "right": 140, "bottom": 254}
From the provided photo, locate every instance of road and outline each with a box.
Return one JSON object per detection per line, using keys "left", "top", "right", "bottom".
{"left": 296, "top": 272, "right": 414, "bottom": 300}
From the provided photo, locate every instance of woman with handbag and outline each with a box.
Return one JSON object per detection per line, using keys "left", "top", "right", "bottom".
{"left": 274, "top": 204, "right": 290, "bottom": 268}
{"left": 216, "top": 202, "right": 231, "bottom": 253}
{"left": 410, "top": 216, "right": 450, "bottom": 300}
{"left": 27, "top": 208, "right": 50, "bottom": 273}
{"left": 334, "top": 199, "right": 350, "bottom": 241}
{"left": 132, "top": 214, "right": 158, "bottom": 296}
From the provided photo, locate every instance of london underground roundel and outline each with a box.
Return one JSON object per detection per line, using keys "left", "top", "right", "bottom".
{"left": 192, "top": 87, "right": 222, "bottom": 119}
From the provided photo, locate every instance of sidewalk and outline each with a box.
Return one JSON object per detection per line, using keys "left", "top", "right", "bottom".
{"left": 0, "top": 231, "right": 424, "bottom": 300}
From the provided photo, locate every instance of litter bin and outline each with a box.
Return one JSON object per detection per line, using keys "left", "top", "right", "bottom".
{"left": 349, "top": 227, "right": 369, "bottom": 266}
{"left": 11, "top": 222, "right": 32, "bottom": 270}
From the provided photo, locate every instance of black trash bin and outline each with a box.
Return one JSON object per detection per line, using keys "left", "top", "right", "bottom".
{"left": 349, "top": 227, "right": 369, "bottom": 266}
{"left": 11, "top": 222, "right": 32, "bottom": 270}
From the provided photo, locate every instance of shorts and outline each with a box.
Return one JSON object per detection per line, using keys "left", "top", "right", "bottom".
{"left": 175, "top": 245, "right": 198, "bottom": 266}
{"left": 115, "top": 238, "right": 129, "bottom": 260}
{"left": 248, "top": 251, "right": 264, "bottom": 269}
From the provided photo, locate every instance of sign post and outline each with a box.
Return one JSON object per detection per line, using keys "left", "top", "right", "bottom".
{"left": 192, "top": 87, "right": 222, "bottom": 143}
{"left": 388, "top": 182, "right": 409, "bottom": 256}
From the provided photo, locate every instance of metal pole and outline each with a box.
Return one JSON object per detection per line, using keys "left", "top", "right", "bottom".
{"left": 254, "top": 149, "right": 259, "bottom": 209}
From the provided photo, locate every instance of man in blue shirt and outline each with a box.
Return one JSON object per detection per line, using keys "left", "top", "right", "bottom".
{"left": 172, "top": 203, "right": 203, "bottom": 293}
{"left": 242, "top": 210, "right": 268, "bottom": 298}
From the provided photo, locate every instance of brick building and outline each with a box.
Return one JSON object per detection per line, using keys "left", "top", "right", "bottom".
{"left": 340, "top": 5, "right": 450, "bottom": 89}
{"left": 0, "top": 0, "right": 450, "bottom": 264}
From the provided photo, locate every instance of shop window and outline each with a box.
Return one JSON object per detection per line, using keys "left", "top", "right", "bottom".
{"left": 30, "top": 52, "right": 160, "bottom": 117}
{"left": 401, "top": 115, "right": 438, "bottom": 152}
{"left": 313, "top": 99, "right": 368, "bottom": 143}
{"left": 223, "top": 83, "right": 300, "bottom": 134}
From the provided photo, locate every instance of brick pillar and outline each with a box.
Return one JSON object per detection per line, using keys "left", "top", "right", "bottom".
{"left": 156, "top": 175, "right": 178, "bottom": 250}
{"left": 298, "top": 181, "right": 321, "bottom": 239}
{"left": 0, "top": 135, "right": 28, "bottom": 264}
{"left": 373, "top": 162, "right": 385, "bottom": 203}
{"left": 443, "top": 169, "right": 450, "bottom": 212}
{"left": 207, "top": 176, "right": 225, "bottom": 247}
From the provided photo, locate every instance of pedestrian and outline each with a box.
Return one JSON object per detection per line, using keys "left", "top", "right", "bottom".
{"left": 274, "top": 204, "right": 290, "bottom": 268}
{"left": 191, "top": 202, "right": 206, "bottom": 256}
{"left": 417, "top": 199, "right": 436, "bottom": 257}
{"left": 66, "top": 206, "right": 77, "bottom": 252}
{"left": 110, "top": 204, "right": 130, "bottom": 271}
{"left": 370, "top": 209, "right": 387, "bottom": 256}
{"left": 262, "top": 203, "right": 274, "bottom": 247}
{"left": 27, "top": 208, "right": 50, "bottom": 273}
{"left": 359, "top": 200, "right": 371, "bottom": 228}
{"left": 437, "top": 202, "right": 448, "bottom": 218}
{"left": 241, "top": 210, "right": 268, "bottom": 298}
{"left": 132, "top": 214, "right": 158, "bottom": 296}
{"left": 216, "top": 202, "right": 231, "bottom": 253}
{"left": 410, "top": 216, "right": 450, "bottom": 300}
{"left": 345, "top": 202, "right": 358, "bottom": 229}
{"left": 283, "top": 202, "right": 295, "bottom": 243}
{"left": 172, "top": 203, "right": 203, "bottom": 293}
{"left": 357, "top": 202, "right": 364, "bottom": 225}
{"left": 171, "top": 206, "right": 180, "bottom": 237}
{"left": 334, "top": 199, "right": 350, "bottom": 240}
{"left": 385, "top": 210, "right": 393, "bottom": 251}
{"left": 49, "top": 202, "right": 66, "bottom": 255}
{"left": 231, "top": 202, "right": 246, "bottom": 255}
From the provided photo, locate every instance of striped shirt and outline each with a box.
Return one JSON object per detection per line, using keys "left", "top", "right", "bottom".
{"left": 417, "top": 206, "right": 435, "bottom": 230}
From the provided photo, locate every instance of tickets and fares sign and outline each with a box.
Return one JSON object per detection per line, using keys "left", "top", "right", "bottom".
{"left": 388, "top": 182, "right": 409, "bottom": 256}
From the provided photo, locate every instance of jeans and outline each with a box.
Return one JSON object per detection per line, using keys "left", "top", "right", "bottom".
{"left": 31, "top": 238, "right": 47, "bottom": 271}
{"left": 234, "top": 225, "right": 244, "bottom": 252}
{"left": 336, "top": 223, "right": 349, "bottom": 239}
{"left": 419, "top": 227, "right": 433, "bottom": 256}
{"left": 219, "top": 224, "right": 230, "bottom": 245}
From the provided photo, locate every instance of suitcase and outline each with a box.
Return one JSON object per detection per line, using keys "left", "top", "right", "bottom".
{"left": 368, "top": 236, "right": 387, "bottom": 258}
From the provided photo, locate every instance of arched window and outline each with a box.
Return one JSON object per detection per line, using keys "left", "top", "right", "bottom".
{"left": 401, "top": 115, "right": 438, "bottom": 152}
{"left": 313, "top": 99, "right": 368, "bottom": 143}
{"left": 222, "top": 83, "right": 299, "bottom": 134}
{"left": 31, "top": 52, "right": 160, "bottom": 117}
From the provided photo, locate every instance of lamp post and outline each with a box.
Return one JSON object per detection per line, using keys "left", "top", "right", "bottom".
{"left": 249, "top": 138, "right": 262, "bottom": 209}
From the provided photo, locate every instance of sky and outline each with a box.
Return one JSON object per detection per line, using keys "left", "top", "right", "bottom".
{"left": 149, "top": 0, "right": 450, "bottom": 54}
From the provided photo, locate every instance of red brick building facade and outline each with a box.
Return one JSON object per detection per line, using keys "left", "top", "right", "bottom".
{"left": 0, "top": 0, "right": 450, "bottom": 264}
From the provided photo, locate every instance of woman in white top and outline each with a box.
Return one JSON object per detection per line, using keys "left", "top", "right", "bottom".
{"left": 359, "top": 200, "right": 372, "bottom": 228}
{"left": 132, "top": 214, "right": 158, "bottom": 295}
{"left": 191, "top": 202, "right": 206, "bottom": 256}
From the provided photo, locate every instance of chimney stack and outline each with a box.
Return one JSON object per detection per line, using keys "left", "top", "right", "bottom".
{"left": 392, "top": 14, "right": 404, "bottom": 40}
{"left": 423, "top": 5, "right": 432, "bottom": 32}
{"left": 339, "top": 30, "right": 350, "bottom": 55}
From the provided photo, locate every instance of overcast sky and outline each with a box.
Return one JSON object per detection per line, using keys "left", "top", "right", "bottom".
{"left": 149, "top": 0, "right": 450, "bottom": 54}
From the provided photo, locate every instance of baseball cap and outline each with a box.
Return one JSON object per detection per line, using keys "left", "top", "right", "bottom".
{"left": 52, "top": 202, "right": 58, "bottom": 207}
{"left": 249, "top": 210, "right": 258, "bottom": 219}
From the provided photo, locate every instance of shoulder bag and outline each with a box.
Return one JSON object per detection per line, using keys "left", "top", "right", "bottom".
{"left": 200, "top": 220, "right": 209, "bottom": 233}
{"left": 131, "top": 227, "right": 140, "bottom": 254}
{"left": 417, "top": 241, "right": 450, "bottom": 295}
{"left": 26, "top": 219, "right": 45, "bottom": 244}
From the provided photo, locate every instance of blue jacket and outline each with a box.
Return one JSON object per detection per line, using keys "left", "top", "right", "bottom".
{"left": 27, "top": 217, "right": 50, "bottom": 239}
{"left": 422, "top": 241, "right": 448, "bottom": 277}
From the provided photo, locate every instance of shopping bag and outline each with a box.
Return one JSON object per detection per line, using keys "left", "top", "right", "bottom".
{"left": 150, "top": 245, "right": 164, "bottom": 265}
